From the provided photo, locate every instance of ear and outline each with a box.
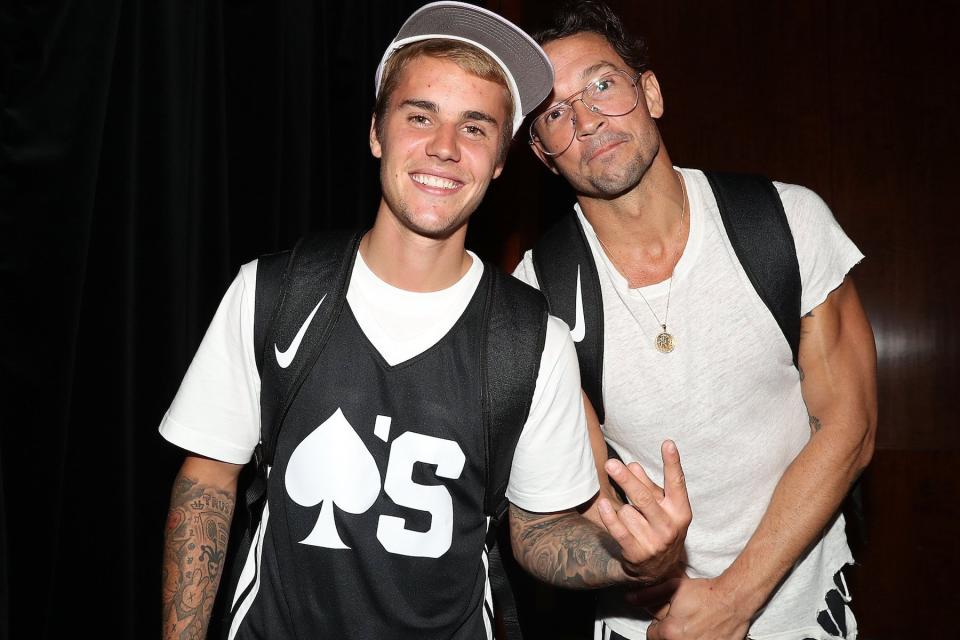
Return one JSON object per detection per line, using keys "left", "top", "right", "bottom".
{"left": 369, "top": 114, "right": 382, "bottom": 158}
{"left": 640, "top": 71, "right": 664, "bottom": 119}
{"left": 530, "top": 141, "right": 560, "bottom": 175}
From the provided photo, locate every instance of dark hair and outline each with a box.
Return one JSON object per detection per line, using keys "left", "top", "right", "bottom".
{"left": 532, "top": 1, "right": 650, "bottom": 74}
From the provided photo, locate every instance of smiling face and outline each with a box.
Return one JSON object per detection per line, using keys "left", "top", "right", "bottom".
{"left": 536, "top": 32, "right": 665, "bottom": 199}
{"left": 370, "top": 54, "right": 510, "bottom": 241}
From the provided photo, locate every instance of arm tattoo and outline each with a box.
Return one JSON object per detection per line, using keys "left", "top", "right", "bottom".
{"left": 509, "top": 505, "right": 623, "bottom": 589}
{"left": 162, "top": 473, "right": 235, "bottom": 640}
{"left": 809, "top": 414, "right": 823, "bottom": 433}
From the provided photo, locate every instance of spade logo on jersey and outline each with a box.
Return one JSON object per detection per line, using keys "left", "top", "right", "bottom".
{"left": 286, "top": 409, "right": 381, "bottom": 548}
{"left": 285, "top": 408, "right": 466, "bottom": 559}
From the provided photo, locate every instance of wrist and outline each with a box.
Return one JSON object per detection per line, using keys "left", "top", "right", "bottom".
{"left": 714, "top": 569, "right": 766, "bottom": 622}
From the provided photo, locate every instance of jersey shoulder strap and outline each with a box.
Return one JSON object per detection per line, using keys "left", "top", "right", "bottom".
{"left": 530, "top": 213, "right": 606, "bottom": 423}
{"left": 704, "top": 171, "right": 801, "bottom": 368}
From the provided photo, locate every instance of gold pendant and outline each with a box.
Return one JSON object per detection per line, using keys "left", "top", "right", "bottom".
{"left": 655, "top": 327, "right": 675, "bottom": 353}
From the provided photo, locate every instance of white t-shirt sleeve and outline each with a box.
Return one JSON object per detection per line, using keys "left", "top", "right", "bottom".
{"left": 505, "top": 315, "right": 599, "bottom": 513}
{"left": 776, "top": 182, "right": 865, "bottom": 316}
{"left": 158, "top": 260, "right": 262, "bottom": 464}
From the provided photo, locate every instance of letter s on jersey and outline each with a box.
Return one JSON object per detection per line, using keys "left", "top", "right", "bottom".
{"left": 376, "top": 432, "right": 466, "bottom": 558}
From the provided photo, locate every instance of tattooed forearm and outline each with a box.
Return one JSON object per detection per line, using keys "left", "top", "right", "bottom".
{"left": 162, "top": 473, "right": 235, "bottom": 640}
{"left": 509, "top": 505, "right": 624, "bottom": 589}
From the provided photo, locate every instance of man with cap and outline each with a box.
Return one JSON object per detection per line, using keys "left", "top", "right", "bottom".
{"left": 159, "top": 3, "right": 691, "bottom": 639}
{"left": 513, "top": 2, "right": 877, "bottom": 639}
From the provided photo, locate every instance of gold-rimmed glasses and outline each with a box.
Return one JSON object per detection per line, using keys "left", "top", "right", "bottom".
{"left": 529, "top": 69, "right": 643, "bottom": 156}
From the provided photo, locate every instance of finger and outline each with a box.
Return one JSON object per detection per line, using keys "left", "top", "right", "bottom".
{"left": 606, "top": 459, "right": 668, "bottom": 524}
{"left": 597, "top": 498, "right": 648, "bottom": 560}
{"left": 661, "top": 440, "right": 691, "bottom": 513}
{"left": 626, "top": 461, "right": 664, "bottom": 499}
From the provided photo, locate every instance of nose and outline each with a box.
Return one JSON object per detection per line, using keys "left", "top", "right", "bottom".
{"left": 425, "top": 123, "right": 461, "bottom": 162}
{"left": 572, "top": 99, "right": 605, "bottom": 138}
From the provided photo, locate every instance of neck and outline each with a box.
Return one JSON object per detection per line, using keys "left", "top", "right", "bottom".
{"left": 361, "top": 206, "right": 472, "bottom": 292}
{"left": 578, "top": 155, "right": 688, "bottom": 287}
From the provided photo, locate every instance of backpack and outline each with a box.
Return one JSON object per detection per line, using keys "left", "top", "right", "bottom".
{"left": 220, "top": 230, "right": 545, "bottom": 639}
{"left": 531, "top": 171, "right": 801, "bottom": 424}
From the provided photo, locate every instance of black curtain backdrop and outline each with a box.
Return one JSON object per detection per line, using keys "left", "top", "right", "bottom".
{"left": 0, "top": 1, "right": 444, "bottom": 637}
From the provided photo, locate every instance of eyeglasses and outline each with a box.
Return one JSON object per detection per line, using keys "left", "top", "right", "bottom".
{"left": 529, "top": 69, "right": 643, "bottom": 156}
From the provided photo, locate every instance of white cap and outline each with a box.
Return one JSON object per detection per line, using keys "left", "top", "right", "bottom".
{"left": 374, "top": 1, "right": 554, "bottom": 136}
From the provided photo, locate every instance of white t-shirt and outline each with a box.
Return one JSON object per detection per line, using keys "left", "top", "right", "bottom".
{"left": 160, "top": 250, "right": 599, "bottom": 514}
{"left": 513, "top": 169, "right": 864, "bottom": 639}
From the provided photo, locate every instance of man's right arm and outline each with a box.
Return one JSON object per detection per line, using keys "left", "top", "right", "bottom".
{"left": 162, "top": 455, "right": 243, "bottom": 640}
{"left": 510, "top": 439, "right": 690, "bottom": 589}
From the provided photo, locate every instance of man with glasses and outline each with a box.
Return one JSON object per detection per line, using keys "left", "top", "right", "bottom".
{"left": 159, "top": 3, "right": 692, "bottom": 639}
{"left": 513, "top": 2, "right": 877, "bottom": 639}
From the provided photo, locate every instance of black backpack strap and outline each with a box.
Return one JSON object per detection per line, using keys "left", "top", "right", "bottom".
{"left": 530, "top": 213, "right": 606, "bottom": 423}
{"left": 257, "top": 230, "right": 363, "bottom": 466}
{"left": 482, "top": 268, "right": 548, "bottom": 519}
{"left": 482, "top": 268, "right": 549, "bottom": 640}
{"left": 704, "top": 171, "right": 801, "bottom": 368}
{"left": 222, "top": 230, "right": 363, "bottom": 632}
{"left": 254, "top": 249, "right": 294, "bottom": 376}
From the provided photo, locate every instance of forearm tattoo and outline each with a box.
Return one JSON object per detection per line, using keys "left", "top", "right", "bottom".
{"left": 509, "top": 505, "right": 623, "bottom": 589}
{"left": 162, "top": 473, "right": 235, "bottom": 640}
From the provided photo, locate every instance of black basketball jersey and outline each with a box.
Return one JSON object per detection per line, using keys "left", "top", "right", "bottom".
{"left": 229, "top": 268, "right": 496, "bottom": 639}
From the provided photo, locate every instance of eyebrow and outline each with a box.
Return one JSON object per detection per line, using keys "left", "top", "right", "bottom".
{"left": 540, "top": 62, "right": 621, "bottom": 112}
{"left": 399, "top": 99, "right": 439, "bottom": 113}
{"left": 461, "top": 110, "right": 499, "bottom": 127}
{"left": 578, "top": 61, "right": 619, "bottom": 83}
{"left": 399, "top": 99, "right": 500, "bottom": 128}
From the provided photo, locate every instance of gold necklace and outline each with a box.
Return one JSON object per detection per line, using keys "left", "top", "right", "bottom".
{"left": 595, "top": 170, "right": 687, "bottom": 354}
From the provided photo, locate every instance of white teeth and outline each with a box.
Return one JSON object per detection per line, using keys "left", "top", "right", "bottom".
{"left": 412, "top": 173, "right": 459, "bottom": 190}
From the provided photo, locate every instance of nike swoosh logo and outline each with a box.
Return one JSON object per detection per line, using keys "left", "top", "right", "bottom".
{"left": 570, "top": 266, "right": 585, "bottom": 343}
{"left": 275, "top": 294, "right": 327, "bottom": 369}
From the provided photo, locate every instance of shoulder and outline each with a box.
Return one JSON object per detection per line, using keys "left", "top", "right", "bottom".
{"left": 770, "top": 181, "right": 865, "bottom": 314}
{"left": 541, "top": 315, "right": 578, "bottom": 374}
{"left": 772, "top": 180, "right": 840, "bottom": 230}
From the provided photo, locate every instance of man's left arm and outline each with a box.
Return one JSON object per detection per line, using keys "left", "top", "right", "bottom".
{"left": 646, "top": 277, "right": 877, "bottom": 639}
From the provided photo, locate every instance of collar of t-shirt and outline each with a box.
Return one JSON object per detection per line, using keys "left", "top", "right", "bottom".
{"left": 574, "top": 166, "right": 704, "bottom": 298}
{"left": 345, "top": 250, "right": 484, "bottom": 366}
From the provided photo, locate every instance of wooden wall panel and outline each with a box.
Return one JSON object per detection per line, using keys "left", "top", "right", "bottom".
{"left": 478, "top": 1, "right": 960, "bottom": 636}
{"left": 848, "top": 450, "right": 960, "bottom": 636}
